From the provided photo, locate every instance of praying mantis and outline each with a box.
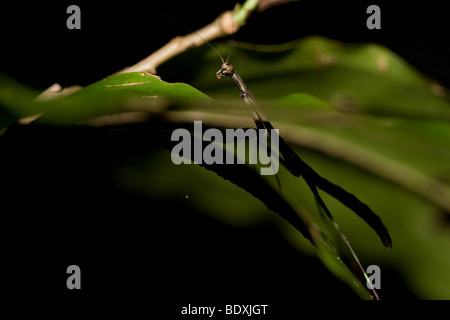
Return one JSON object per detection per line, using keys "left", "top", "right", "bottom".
{"left": 214, "top": 37, "right": 391, "bottom": 247}
{"left": 151, "top": 4, "right": 392, "bottom": 299}
{"left": 211, "top": 10, "right": 391, "bottom": 300}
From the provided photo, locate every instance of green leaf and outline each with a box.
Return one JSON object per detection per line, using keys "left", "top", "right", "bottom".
{"left": 36, "top": 72, "right": 211, "bottom": 125}
{"left": 157, "top": 36, "right": 450, "bottom": 297}
{"left": 0, "top": 73, "right": 42, "bottom": 128}
{"left": 3, "top": 35, "right": 450, "bottom": 298}
{"left": 0, "top": 72, "right": 211, "bottom": 127}
{"left": 183, "top": 36, "right": 450, "bottom": 119}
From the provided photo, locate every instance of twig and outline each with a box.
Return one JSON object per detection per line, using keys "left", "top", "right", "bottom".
{"left": 118, "top": 0, "right": 260, "bottom": 74}
{"left": 118, "top": 11, "right": 240, "bottom": 75}
{"left": 35, "top": 0, "right": 261, "bottom": 102}
{"left": 35, "top": 83, "right": 82, "bottom": 101}
{"left": 30, "top": 2, "right": 259, "bottom": 120}
{"left": 19, "top": 83, "right": 83, "bottom": 124}
{"left": 256, "top": 0, "right": 299, "bottom": 12}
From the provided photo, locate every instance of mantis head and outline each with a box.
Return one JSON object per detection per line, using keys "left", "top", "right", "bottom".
{"left": 216, "top": 63, "right": 234, "bottom": 79}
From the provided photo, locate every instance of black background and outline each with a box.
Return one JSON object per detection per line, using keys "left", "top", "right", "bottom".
{"left": 1, "top": 1, "right": 449, "bottom": 89}
{"left": 0, "top": 0, "right": 447, "bottom": 312}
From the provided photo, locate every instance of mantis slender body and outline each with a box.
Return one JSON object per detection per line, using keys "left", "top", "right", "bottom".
{"left": 216, "top": 63, "right": 271, "bottom": 132}
{"left": 215, "top": 49, "right": 389, "bottom": 301}
{"left": 215, "top": 58, "right": 391, "bottom": 250}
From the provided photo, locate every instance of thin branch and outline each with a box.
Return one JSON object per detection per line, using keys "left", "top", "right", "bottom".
{"left": 35, "top": 0, "right": 261, "bottom": 101}
{"left": 35, "top": 83, "right": 82, "bottom": 101}
{"left": 118, "top": 10, "right": 243, "bottom": 75}
{"left": 117, "top": 0, "right": 261, "bottom": 74}
{"left": 19, "top": 83, "right": 82, "bottom": 124}
{"left": 257, "top": 0, "right": 299, "bottom": 12}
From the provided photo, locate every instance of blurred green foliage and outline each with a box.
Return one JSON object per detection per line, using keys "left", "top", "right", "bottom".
{"left": 1, "top": 36, "right": 450, "bottom": 299}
